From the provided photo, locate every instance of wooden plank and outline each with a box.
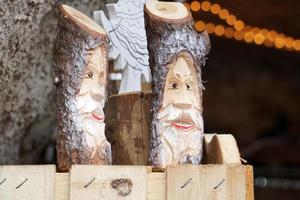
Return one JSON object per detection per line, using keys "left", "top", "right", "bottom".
{"left": 147, "top": 172, "right": 166, "bottom": 200}
{"left": 166, "top": 165, "right": 227, "bottom": 200}
{"left": 0, "top": 164, "right": 253, "bottom": 200}
{"left": 226, "top": 165, "right": 247, "bottom": 200}
{"left": 70, "top": 165, "right": 148, "bottom": 200}
{"left": 0, "top": 165, "right": 55, "bottom": 200}
{"left": 166, "top": 165, "right": 252, "bottom": 200}
{"left": 245, "top": 165, "right": 254, "bottom": 200}
{"left": 55, "top": 173, "right": 69, "bottom": 200}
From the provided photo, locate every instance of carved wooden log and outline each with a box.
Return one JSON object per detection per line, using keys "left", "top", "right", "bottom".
{"left": 144, "top": 0, "right": 210, "bottom": 167}
{"left": 105, "top": 92, "right": 151, "bottom": 165}
{"left": 54, "top": 4, "right": 111, "bottom": 171}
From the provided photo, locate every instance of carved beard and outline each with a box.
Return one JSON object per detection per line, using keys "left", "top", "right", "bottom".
{"left": 157, "top": 104, "right": 204, "bottom": 167}
{"left": 76, "top": 92, "right": 108, "bottom": 158}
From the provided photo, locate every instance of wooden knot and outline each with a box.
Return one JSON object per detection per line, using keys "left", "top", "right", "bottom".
{"left": 111, "top": 178, "right": 133, "bottom": 196}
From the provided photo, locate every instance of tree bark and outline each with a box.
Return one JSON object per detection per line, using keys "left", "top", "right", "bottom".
{"left": 55, "top": 5, "right": 110, "bottom": 171}
{"left": 144, "top": 0, "right": 210, "bottom": 167}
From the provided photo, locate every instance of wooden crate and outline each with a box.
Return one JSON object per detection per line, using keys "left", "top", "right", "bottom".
{"left": 0, "top": 134, "right": 253, "bottom": 200}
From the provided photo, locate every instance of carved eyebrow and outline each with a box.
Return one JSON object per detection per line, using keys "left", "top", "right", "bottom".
{"left": 174, "top": 72, "right": 192, "bottom": 80}
{"left": 86, "top": 62, "right": 100, "bottom": 72}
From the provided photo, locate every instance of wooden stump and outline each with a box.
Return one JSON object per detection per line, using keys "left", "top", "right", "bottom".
{"left": 105, "top": 92, "right": 152, "bottom": 165}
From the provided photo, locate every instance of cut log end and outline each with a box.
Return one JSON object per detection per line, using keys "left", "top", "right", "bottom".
{"left": 60, "top": 4, "right": 106, "bottom": 35}
{"left": 145, "top": 0, "right": 189, "bottom": 20}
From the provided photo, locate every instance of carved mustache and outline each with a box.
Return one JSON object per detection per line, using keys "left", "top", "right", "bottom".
{"left": 157, "top": 104, "right": 203, "bottom": 131}
{"left": 77, "top": 92, "right": 104, "bottom": 101}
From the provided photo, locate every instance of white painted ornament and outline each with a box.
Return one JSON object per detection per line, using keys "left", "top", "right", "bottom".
{"left": 93, "top": 0, "right": 151, "bottom": 93}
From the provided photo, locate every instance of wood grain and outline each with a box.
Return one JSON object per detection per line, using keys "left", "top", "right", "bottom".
{"left": 105, "top": 92, "right": 151, "bottom": 165}
{"left": 69, "top": 165, "right": 148, "bottom": 200}
{"left": 0, "top": 165, "right": 55, "bottom": 200}
{"left": 204, "top": 134, "right": 241, "bottom": 164}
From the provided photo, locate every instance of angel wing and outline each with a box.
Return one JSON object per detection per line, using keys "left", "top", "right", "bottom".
{"left": 94, "top": 0, "right": 150, "bottom": 93}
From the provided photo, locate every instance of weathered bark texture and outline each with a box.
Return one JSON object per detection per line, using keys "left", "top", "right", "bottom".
{"left": 54, "top": 5, "right": 110, "bottom": 171}
{"left": 0, "top": 0, "right": 107, "bottom": 165}
{"left": 105, "top": 92, "right": 151, "bottom": 165}
{"left": 144, "top": 1, "right": 210, "bottom": 167}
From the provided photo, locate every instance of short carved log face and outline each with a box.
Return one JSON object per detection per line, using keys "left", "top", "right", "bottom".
{"left": 157, "top": 52, "right": 204, "bottom": 167}
{"left": 76, "top": 46, "right": 107, "bottom": 155}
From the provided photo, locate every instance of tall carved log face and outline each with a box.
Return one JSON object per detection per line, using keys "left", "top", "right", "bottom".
{"left": 144, "top": 0, "right": 210, "bottom": 168}
{"left": 55, "top": 5, "right": 111, "bottom": 171}
{"left": 157, "top": 52, "right": 204, "bottom": 167}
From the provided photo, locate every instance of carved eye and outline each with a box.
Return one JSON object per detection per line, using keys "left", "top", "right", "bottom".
{"left": 86, "top": 71, "right": 94, "bottom": 78}
{"left": 186, "top": 84, "right": 191, "bottom": 91}
{"left": 172, "top": 83, "right": 178, "bottom": 89}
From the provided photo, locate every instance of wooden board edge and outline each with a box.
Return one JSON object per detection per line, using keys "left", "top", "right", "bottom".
{"left": 245, "top": 165, "right": 254, "bottom": 200}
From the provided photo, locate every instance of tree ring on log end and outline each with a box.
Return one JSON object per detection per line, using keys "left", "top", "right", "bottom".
{"left": 145, "top": 0, "right": 189, "bottom": 20}
{"left": 61, "top": 4, "right": 106, "bottom": 35}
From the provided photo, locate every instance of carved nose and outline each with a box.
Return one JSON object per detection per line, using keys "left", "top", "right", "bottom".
{"left": 173, "top": 94, "right": 192, "bottom": 109}
{"left": 90, "top": 93, "right": 104, "bottom": 101}
{"left": 174, "top": 102, "right": 192, "bottom": 109}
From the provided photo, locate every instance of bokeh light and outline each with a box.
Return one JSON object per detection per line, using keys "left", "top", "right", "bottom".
{"left": 254, "top": 33, "right": 265, "bottom": 45}
{"left": 285, "top": 37, "right": 294, "bottom": 49}
{"left": 191, "top": 1, "right": 201, "bottom": 12}
{"left": 267, "top": 31, "right": 277, "bottom": 42}
{"left": 293, "top": 40, "right": 300, "bottom": 51}
{"left": 211, "top": 3, "right": 221, "bottom": 14}
{"left": 234, "top": 20, "right": 244, "bottom": 31}
{"left": 219, "top": 9, "right": 229, "bottom": 19}
{"left": 215, "top": 25, "right": 225, "bottom": 36}
{"left": 244, "top": 32, "right": 254, "bottom": 43}
{"left": 224, "top": 27, "right": 235, "bottom": 38}
{"left": 201, "top": 1, "right": 211, "bottom": 12}
{"left": 195, "top": 20, "right": 206, "bottom": 32}
{"left": 206, "top": 23, "right": 215, "bottom": 34}
{"left": 234, "top": 30, "right": 244, "bottom": 41}
{"left": 275, "top": 36, "right": 285, "bottom": 49}
{"left": 226, "top": 15, "right": 236, "bottom": 26}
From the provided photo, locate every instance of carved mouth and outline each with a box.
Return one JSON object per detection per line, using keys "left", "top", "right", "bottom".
{"left": 91, "top": 114, "right": 104, "bottom": 122}
{"left": 171, "top": 120, "right": 194, "bottom": 132}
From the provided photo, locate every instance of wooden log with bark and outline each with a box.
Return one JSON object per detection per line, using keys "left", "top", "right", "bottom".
{"left": 105, "top": 92, "right": 152, "bottom": 165}
{"left": 54, "top": 4, "right": 111, "bottom": 172}
{"left": 144, "top": 0, "right": 210, "bottom": 168}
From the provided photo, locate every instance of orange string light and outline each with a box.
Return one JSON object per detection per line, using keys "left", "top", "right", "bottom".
{"left": 189, "top": 1, "right": 300, "bottom": 52}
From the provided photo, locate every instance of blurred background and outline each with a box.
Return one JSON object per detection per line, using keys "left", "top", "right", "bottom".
{"left": 0, "top": 0, "right": 299, "bottom": 199}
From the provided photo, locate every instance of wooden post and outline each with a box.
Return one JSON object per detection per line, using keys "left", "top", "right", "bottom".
{"left": 144, "top": 0, "right": 210, "bottom": 168}
{"left": 104, "top": 92, "right": 151, "bottom": 165}
{"left": 54, "top": 5, "right": 111, "bottom": 172}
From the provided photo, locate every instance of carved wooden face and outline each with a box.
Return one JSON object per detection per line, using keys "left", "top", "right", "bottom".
{"left": 162, "top": 55, "right": 201, "bottom": 112}
{"left": 157, "top": 53, "right": 203, "bottom": 167}
{"left": 76, "top": 46, "right": 107, "bottom": 150}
